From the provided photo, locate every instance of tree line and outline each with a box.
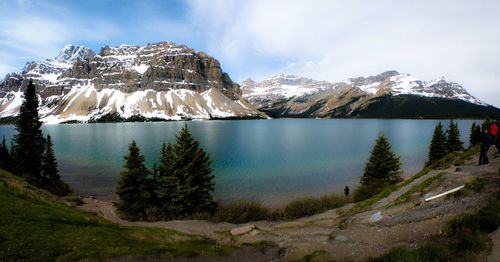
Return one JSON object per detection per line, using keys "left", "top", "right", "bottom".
{"left": 0, "top": 80, "right": 70, "bottom": 196}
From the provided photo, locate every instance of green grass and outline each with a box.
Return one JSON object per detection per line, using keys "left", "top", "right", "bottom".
{"left": 0, "top": 170, "right": 231, "bottom": 261}
{"left": 344, "top": 184, "right": 398, "bottom": 215}
{"left": 393, "top": 173, "right": 445, "bottom": 205}
{"left": 449, "top": 177, "right": 489, "bottom": 199}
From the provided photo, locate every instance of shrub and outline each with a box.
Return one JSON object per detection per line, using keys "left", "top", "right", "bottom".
{"left": 445, "top": 199, "right": 500, "bottom": 253}
{"left": 213, "top": 201, "right": 270, "bottom": 223}
{"left": 282, "top": 193, "right": 347, "bottom": 220}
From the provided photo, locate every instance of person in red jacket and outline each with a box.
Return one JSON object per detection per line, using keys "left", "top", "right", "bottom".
{"left": 491, "top": 121, "right": 499, "bottom": 157}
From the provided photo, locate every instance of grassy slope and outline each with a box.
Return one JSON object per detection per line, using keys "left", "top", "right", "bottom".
{"left": 0, "top": 170, "right": 230, "bottom": 262}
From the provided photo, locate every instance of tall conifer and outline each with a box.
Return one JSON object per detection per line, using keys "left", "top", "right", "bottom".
{"left": 169, "top": 124, "right": 215, "bottom": 215}
{"left": 116, "top": 140, "right": 151, "bottom": 217}
{"left": 469, "top": 122, "right": 478, "bottom": 146}
{"left": 154, "top": 143, "right": 182, "bottom": 216}
{"left": 13, "top": 80, "right": 45, "bottom": 182}
{"left": 447, "top": 119, "right": 464, "bottom": 151}
{"left": 0, "top": 136, "right": 11, "bottom": 171}
{"left": 42, "top": 134, "right": 71, "bottom": 195}
{"left": 354, "top": 134, "right": 401, "bottom": 201}
{"left": 426, "top": 122, "right": 448, "bottom": 166}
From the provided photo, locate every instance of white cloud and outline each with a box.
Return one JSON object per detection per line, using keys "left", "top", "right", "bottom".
{"left": 0, "top": 5, "right": 119, "bottom": 77}
{"left": 187, "top": 0, "right": 500, "bottom": 107}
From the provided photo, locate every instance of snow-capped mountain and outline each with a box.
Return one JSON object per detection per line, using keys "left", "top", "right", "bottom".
{"left": 242, "top": 71, "right": 499, "bottom": 118}
{"left": 0, "top": 42, "right": 266, "bottom": 123}
{"left": 241, "top": 74, "right": 341, "bottom": 108}
{"left": 18, "top": 45, "right": 96, "bottom": 87}
{"left": 350, "top": 70, "right": 485, "bottom": 105}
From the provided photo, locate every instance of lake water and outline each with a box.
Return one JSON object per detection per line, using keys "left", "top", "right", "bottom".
{"left": 0, "top": 119, "right": 477, "bottom": 207}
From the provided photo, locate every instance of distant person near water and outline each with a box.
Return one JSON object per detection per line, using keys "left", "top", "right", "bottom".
{"left": 344, "top": 186, "right": 350, "bottom": 197}
{"left": 479, "top": 128, "right": 491, "bottom": 166}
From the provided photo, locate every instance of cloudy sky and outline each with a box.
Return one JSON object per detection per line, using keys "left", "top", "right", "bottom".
{"left": 1, "top": 0, "right": 499, "bottom": 106}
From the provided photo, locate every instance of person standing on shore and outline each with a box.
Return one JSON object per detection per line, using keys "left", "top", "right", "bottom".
{"left": 479, "top": 128, "right": 491, "bottom": 166}
{"left": 490, "top": 121, "right": 499, "bottom": 157}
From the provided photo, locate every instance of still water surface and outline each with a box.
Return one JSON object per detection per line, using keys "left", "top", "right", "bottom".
{"left": 0, "top": 119, "right": 477, "bottom": 207}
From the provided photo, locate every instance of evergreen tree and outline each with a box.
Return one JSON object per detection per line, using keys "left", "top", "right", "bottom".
{"left": 469, "top": 122, "right": 481, "bottom": 147}
{"left": 354, "top": 134, "right": 401, "bottom": 201}
{"left": 154, "top": 143, "right": 183, "bottom": 216}
{"left": 42, "top": 134, "right": 71, "bottom": 196}
{"left": 0, "top": 136, "right": 11, "bottom": 171}
{"left": 469, "top": 122, "right": 477, "bottom": 146}
{"left": 426, "top": 122, "right": 448, "bottom": 166}
{"left": 447, "top": 119, "right": 464, "bottom": 151}
{"left": 12, "top": 80, "right": 45, "bottom": 183}
{"left": 116, "top": 140, "right": 151, "bottom": 217}
{"left": 169, "top": 124, "right": 215, "bottom": 216}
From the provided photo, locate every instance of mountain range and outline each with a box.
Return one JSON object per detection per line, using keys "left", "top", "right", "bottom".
{"left": 242, "top": 71, "right": 500, "bottom": 119}
{"left": 0, "top": 42, "right": 498, "bottom": 123}
{"left": 0, "top": 43, "right": 266, "bottom": 123}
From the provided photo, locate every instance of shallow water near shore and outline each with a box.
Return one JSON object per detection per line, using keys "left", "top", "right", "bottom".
{"left": 0, "top": 119, "right": 477, "bottom": 207}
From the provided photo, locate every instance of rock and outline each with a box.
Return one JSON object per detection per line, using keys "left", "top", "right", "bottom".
{"left": 249, "top": 229, "right": 261, "bottom": 237}
{"left": 369, "top": 211, "right": 383, "bottom": 223}
{"left": 2, "top": 42, "right": 241, "bottom": 100}
{"left": 334, "top": 234, "right": 349, "bottom": 242}
{"left": 0, "top": 42, "right": 266, "bottom": 123}
{"left": 230, "top": 224, "right": 256, "bottom": 236}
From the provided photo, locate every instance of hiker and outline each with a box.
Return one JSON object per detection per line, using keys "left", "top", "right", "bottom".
{"left": 479, "top": 128, "right": 490, "bottom": 166}
{"left": 492, "top": 121, "right": 500, "bottom": 157}
{"left": 344, "top": 186, "right": 350, "bottom": 197}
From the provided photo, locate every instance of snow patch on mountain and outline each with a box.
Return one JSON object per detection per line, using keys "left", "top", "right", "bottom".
{"left": 0, "top": 85, "right": 262, "bottom": 124}
{"left": 241, "top": 74, "right": 338, "bottom": 107}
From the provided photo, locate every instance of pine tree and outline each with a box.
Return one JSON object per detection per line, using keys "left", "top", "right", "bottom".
{"left": 426, "top": 122, "right": 448, "bottom": 166}
{"left": 154, "top": 143, "right": 183, "bottom": 216}
{"left": 469, "top": 122, "right": 477, "bottom": 146}
{"left": 116, "top": 140, "right": 151, "bottom": 217}
{"left": 0, "top": 136, "right": 11, "bottom": 171}
{"left": 169, "top": 124, "right": 215, "bottom": 215}
{"left": 447, "top": 119, "right": 464, "bottom": 151}
{"left": 469, "top": 122, "right": 481, "bottom": 147}
{"left": 354, "top": 134, "right": 401, "bottom": 201}
{"left": 12, "top": 80, "right": 45, "bottom": 183}
{"left": 42, "top": 134, "right": 71, "bottom": 196}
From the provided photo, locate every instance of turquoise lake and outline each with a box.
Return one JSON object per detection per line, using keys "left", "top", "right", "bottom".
{"left": 0, "top": 119, "right": 477, "bottom": 207}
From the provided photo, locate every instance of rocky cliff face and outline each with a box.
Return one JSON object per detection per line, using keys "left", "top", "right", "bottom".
{"left": 242, "top": 71, "right": 499, "bottom": 118}
{"left": 0, "top": 42, "right": 265, "bottom": 123}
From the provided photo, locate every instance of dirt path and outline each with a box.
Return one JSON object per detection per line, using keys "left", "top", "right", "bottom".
{"left": 79, "top": 151, "right": 500, "bottom": 261}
